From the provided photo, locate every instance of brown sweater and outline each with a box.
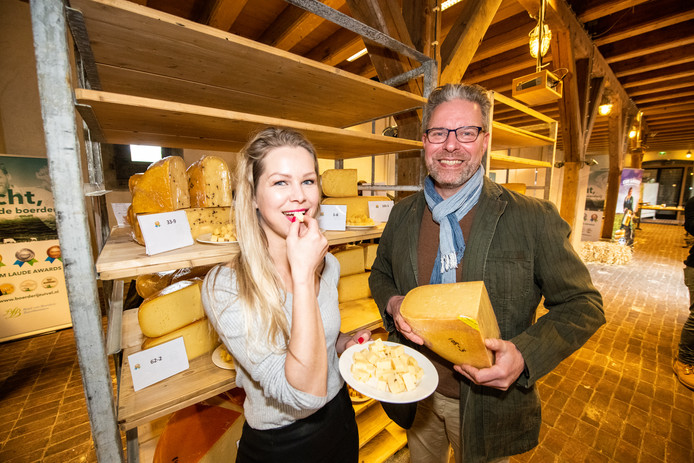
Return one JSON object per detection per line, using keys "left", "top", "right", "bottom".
{"left": 416, "top": 204, "right": 477, "bottom": 398}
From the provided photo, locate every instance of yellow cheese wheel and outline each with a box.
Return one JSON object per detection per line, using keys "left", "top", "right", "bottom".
{"left": 321, "top": 169, "right": 358, "bottom": 197}
{"left": 502, "top": 183, "right": 527, "bottom": 195}
{"left": 141, "top": 318, "right": 219, "bottom": 361}
{"left": 131, "top": 156, "right": 190, "bottom": 214}
{"left": 321, "top": 196, "right": 390, "bottom": 221}
{"left": 332, "top": 245, "right": 365, "bottom": 276}
{"left": 187, "top": 155, "right": 233, "bottom": 208}
{"left": 400, "top": 281, "right": 500, "bottom": 369}
{"left": 337, "top": 271, "right": 371, "bottom": 303}
{"left": 138, "top": 280, "right": 205, "bottom": 338}
{"left": 170, "top": 264, "right": 216, "bottom": 284}
{"left": 154, "top": 393, "right": 244, "bottom": 463}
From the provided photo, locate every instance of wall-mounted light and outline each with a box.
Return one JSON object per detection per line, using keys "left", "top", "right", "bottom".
{"left": 598, "top": 95, "right": 613, "bottom": 116}
{"left": 629, "top": 129, "right": 638, "bottom": 139}
{"left": 687, "top": 150, "right": 692, "bottom": 159}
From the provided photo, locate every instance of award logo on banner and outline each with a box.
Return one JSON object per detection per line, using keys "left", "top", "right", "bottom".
{"left": 0, "top": 155, "right": 72, "bottom": 342}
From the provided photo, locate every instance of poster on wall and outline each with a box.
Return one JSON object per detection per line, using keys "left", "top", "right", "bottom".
{"left": 612, "top": 168, "right": 643, "bottom": 246}
{"left": 582, "top": 168, "right": 609, "bottom": 241}
{"left": 0, "top": 155, "right": 72, "bottom": 342}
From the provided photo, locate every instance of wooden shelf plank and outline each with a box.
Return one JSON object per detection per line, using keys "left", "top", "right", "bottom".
{"left": 97, "top": 225, "right": 383, "bottom": 281}
{"left": 339, "top": 298, "right": 383, "bottom": 334}
{"left": 76, "top": 89, "right": 422, "bottom": 159}
{"left": 489, "top": 152, "right": 552, "bottom": 170}
{"left": 357, "top": 403, "right": 392, "bottom": 449}
{"left": 69, "top": 0, "right": 426, "bottom": 129}
{"left": 359, "top": 422, "right": 408, "bottom": 463}
{"left": 491, "top": 120, "right": 555, "bottom": 150}
{"left": 117, "top": 310, "right": 236, "bottom": 431}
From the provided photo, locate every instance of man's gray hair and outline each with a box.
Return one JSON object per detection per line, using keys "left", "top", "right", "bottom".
{"left": 422, "top": 83, "right": 491, "bottom": 133}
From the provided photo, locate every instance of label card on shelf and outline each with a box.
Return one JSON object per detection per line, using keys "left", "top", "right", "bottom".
{"left": 319, "top": 204, "right": 347, "bottom": 231}
{"left": 128, "top": 337, "right": 190, "bottom": 391}
{"left": 137, "top": 210, "right": 194, "bottom": 255}
{"left": 368, "top": 201, "right": 394, "bottom": 223}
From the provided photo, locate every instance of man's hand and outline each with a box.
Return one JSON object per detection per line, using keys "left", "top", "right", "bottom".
{"left": 453, "top": 338, "right": 525, "bottom": 391}
{"left": 386, "top": 295, "right": 424, "bottom": 345}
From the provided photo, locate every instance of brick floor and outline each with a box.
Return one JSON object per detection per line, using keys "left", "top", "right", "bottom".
{"left": 1, "top": 222, "right": 693, "bottom": 462}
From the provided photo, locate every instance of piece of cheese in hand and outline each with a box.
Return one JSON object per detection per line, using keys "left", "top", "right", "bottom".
{"left": 187, "top": 155, "right": 233, "bottom": 207}
{"left": 141, "top": 318, "right": 219, "bottom": 361}
{"left": 138, "top": 279, "right": 205, "bottom": 338}
{"left": 131, "top": 156, "right": 190, "bottom": 213}
{"left": 400, "top": 281, "right": 501, "bottom": 369}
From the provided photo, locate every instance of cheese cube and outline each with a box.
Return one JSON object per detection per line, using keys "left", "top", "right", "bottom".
{"left": 402, "top": 372, "right": 417, "bottom": 391}
{"left": 387, "top": 374, "right": 406, "bottom": 393}
{"left": 321, "top": 196, "right": 390, "bottom": 220}
{"left": 321, "top": 169, "right": 358, "bottom": 197}
{"left": 187, "top": 155, "right": 233, "bottom": 207}
{"left": 131, "top": 156, "right": 190, "bottom": 213}
{"left": 337, "top": 272, "right": 371, "bottom": 303}
{"left": 362, "top": 243, "right": 378, "bottom": 270}
{"left": 138, "top": 280, "right": 205, "bottom": 338}
{"left": 332, "top": 245, "right": 365, "bottom": 276}
{"left": 141, "top": 318, "right": 218, "bottom": 361}
{"left": 400, "top": 281, "right": 501, "bottom": 368}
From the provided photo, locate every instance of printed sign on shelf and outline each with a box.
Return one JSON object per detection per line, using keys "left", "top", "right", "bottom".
{"left": 318, "top": 204, "right": 347, "bottom": 231}
{"left": 137, "top": 210, "right": 194, "bottom": 255}
{"left": 128, "top": 337, "right": 190, "bottom": 391}
{"left": 0, "top": 154, "right": 72, "bottom": 342}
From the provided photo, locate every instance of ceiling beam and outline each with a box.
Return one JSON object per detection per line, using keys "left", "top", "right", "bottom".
{"left": 199, "top": 0, "right": 248, "bottom": 31}
{"left": 439, "top": 0, "right": 503, "bottom": 84}
{"left": 260, "top": 0, "right": 345, "bottom": 51}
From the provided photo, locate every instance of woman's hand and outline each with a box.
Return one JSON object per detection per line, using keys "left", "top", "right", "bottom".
{"left": 336, "top": 329, "right": 372, "bottom": 355}
{"left": 286, "top": 214, "right": 328, "bottom": 285}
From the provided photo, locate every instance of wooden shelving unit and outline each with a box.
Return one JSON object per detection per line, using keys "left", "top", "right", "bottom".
{"left": 72, "top": 0, "right": 422, "bottom": 460}
{"left": 487, "top": 91, "right": 558, "bottom": 198}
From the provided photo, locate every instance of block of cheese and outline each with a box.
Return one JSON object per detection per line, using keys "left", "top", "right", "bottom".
{"left": 135, "top": 271, "right": 176, "bottom": 299}
{"left": 153, "top": 394, "right": 244, "bottom": 463}
{"left": 362, "top": 243, "right": 378, "bottom": 270}
{"left": 400, "top": 281, "right": 500, "bottom": 369}
{"left": 142, "top": 318, "right": 218, "bottom": 361}
{"left": 322, "top": 196, "right": 389, "bottom": 221}
{"left": 337, "top": 271, "right": 371, "bottom": 303}
{"left": 131, "top": 156, "right": 190, "bottom": 214}
{"left": 186, "top": 207, "right": 233, "bottom": 239}
{"left": 138, "top": 280, "right": 205, "bottom": 338}
{"left": 187, "top": 155, "right": 233, "bottom": 207}
{"left": 321, "top": 169, "right": 358, "bottom": 197}
{"left": 332, "top": 245, "right": 365, "bottom": 276}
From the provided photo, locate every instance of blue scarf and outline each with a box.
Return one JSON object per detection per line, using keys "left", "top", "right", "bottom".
{"left": 424, "top": 166, "right": 484, "bottom": 284}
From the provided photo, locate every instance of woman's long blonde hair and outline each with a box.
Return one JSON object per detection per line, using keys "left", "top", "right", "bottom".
{"left": 230, "top": 127, "right": 320, "bottom": 354}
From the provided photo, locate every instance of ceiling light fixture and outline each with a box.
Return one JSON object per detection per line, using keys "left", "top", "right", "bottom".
{"left": 346, "top": 48, "right": 368, "bottom": 62}
{"left": 529, "top": 0, "right": 551, "bottom": 68}
{"left": 441, "top": 0, "right": 463, "bottom": 10}
{"left": 629, "top": 129, "right": 638, "bottom": 139}
{"left": 598, "top": 95, "right": 613, "bottom": 116}
{"left": 687, "top": 150, "right": 692, "bottom": 159}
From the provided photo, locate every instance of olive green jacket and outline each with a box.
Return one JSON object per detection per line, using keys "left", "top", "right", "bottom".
{"left": 369, "top": 177, "right": 605, "bottom": 462}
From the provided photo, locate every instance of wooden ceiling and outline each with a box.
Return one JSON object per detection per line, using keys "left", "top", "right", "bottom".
{"left": 116, "top": 0, "right": 694, "bottom": 156}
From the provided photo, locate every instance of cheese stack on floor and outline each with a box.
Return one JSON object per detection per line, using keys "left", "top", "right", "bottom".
{"left": 127, "top": 154, "right": 236, "bottom": 244}
{"left": 138, "top": 279, "right": 219, "bottom": 360}
{"left": 153, "top": 391, "right": 245, "bottom": 463}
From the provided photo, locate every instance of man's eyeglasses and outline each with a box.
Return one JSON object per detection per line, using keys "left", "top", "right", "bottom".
{"left": 424, "top": 126, "right": 484, "bottom": 144}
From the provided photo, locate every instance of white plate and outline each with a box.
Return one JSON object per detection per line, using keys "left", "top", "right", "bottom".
{"left": 196, "top": 233, "right": 238, "bottom": 245}
{"left": 346, "top": 225, "right": 377, "bottom": 231}
{"left": 211, "top": 345, "right": 235, "bottom": 370}
{"left": 339, "top": 341, "right": 438, "bottom": 404}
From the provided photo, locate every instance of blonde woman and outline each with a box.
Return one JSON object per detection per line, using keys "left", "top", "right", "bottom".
{"left": 203, "top": 127, "right": 370, "bottom": 462}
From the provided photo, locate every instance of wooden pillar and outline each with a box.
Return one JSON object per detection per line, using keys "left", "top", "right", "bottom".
{"left": 601, "top": 106, "right": 625, "bottom": 239}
